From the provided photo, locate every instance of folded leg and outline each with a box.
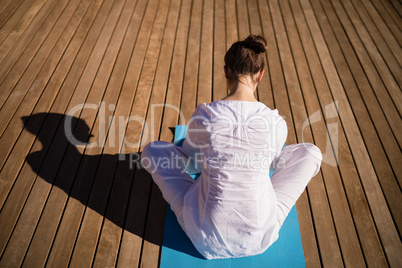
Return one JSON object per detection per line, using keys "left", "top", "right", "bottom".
{"left": 141, "top": 141, "right": 195, "bottom": 222}
{"left": 270, "top": 143, "right": 322, "bottom": 225}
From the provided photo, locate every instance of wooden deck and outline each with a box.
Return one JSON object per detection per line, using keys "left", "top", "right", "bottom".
{"left": 0, "top": 0, "right": 401, "bottom": 266}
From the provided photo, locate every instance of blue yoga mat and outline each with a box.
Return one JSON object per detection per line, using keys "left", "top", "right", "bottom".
{"left": 160, "top": 125, "right": 306, "bottom": 267}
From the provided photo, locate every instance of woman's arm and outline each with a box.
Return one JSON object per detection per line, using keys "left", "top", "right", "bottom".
{"left": 181, "top": 107, "right": 208, "bottom": 174}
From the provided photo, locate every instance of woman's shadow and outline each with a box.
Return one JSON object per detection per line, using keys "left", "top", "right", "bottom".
{"left": 22, "top": 112, "right": 203, "bottom": 258}
{"left": 22, "top": 113, "right": 157, "bottom": 245}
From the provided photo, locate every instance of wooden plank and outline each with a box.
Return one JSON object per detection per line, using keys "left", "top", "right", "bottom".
{"left": 247, "top": 0, "right": 261, "bottom": 36}
{"left": 259, "top": 0, "right": 343, "bottom": 266}
{"left": 0, "top": 0, "right": 64, "bottom": 107}
{"left": 0, "top": 0, "right": 105, "bottom": 263}
{"left": 0, "top": 0, "right": 37, "bottom": 30}
{"left": 312, "top": 0, "right": 402, "bottom": 231}
{"left": 51, "top": 2, "right": 142, "bottom": 266}
{"left": 369, "top": 0, "right": 402, "bottom": 46}
{"left": 225, "top": 0, "right": 238, "bottom": 48}
{"left": 40, "top": 0, "right": 145, "bottom": 266}
{"left": 224, "top": 0, "right": 237, "bottom": 99}
{"left": 138, "top": 183, "right": 165, "bottom": 267}
{"left": 135, "top": 1, "right": 193, "bottom": 266}
{"left": 321, "top": 5, "right": 401, "bottom": 149}
{"left": 180, "top": 0, "right": 202, "bottom": 123}
{"left": 302, "top": 0, "right": 402, "bottom": 266}
{"left": 340, "top": 0, "right": 402, "bottom": 186}
{"left": 0, "top": 0, "right": 84, "bottom": 209}
{"left": 114, "top": 1, "right": 178, "bottom": 263}
{"left": 330, "top": 0, "right": 402, "bottom": 115}
{"left": 116, "top": 1, "right": 191, "bottom": 266}
{"left": 93, "top": 0, "right": 181, "bottom": 266}
{"left": 0, "top": 0, "right": 400, "bottom": 267}
{"left": 20, "top": 0, "right": 145, "bottom": 266}
{"left": 287, "top": 0, "right": 389, "bottom": 266}
{"left": 0, "top": 0, "right": 75, "bottom": 134}
{"left": 69, "top": 0, "right": 167, "bottom": 266}
{"left": 212, "top": 0, "right": 226, "bottom": 101}
{"left": 19, "top": 1, "right": 116, "bottom": 266}
{"left": 66, "top": 0, "right": 142, "bottom": 263}
{"left": 354, "top": 0, "right": 402, "bottom": 66}
{"left": 239, "top": 0, "right": 260, "bottom": 102}
{"left": 272, "top": 0, "right": 366, "bottom": 266}
{"left": 1, "top": 0, "right": 125, "bottom": 261}
{"left": 196, "top": 0, "right": 213, "bottom": 106}
{"left": 385, "top": 0, "right": 402, "bottom": 17}
{"left": 0, "top": 0, "right": 21, "bottom": 16}
{"left": 378, "top": 0, "right": 402, "bottom": 27}
{"left": 257, "top": 0, "right": 320, "bottom": 266}
{"left": 116, "top": 169, "right": 153, "bottom": 268}
{"left": 339, "top": 0, "right": 402, "bottom": 94}
{"left": 0, "top": 0, "right": 59, "bottom": 66}
{"left": 282, "top": 2, "right": 349, "bottom": 265}
{"left": 246, "top": 0, "right": 267, "bottom": 114}
{"left": 133, "top": 2, "right": 200, "bottom": 266}
{"left": 236, "top": 0, "right": 249, "bottom": 40}
{"left": 0, "top": 0, "right": 50, "bottom": 62}
{"left": 283, "top": 5, "right": 346, "bottom": 264}
{"left": 252, "top": 0, "right": 274, "bottom": 109}
{"left": 0, "top": 0, "right": 51, "bottom": 85}
{"left": 0, "top": 0, "right": 83, "bottom": 207}
{"left": 244, "top": 0, "right": 266, "bottom": 110}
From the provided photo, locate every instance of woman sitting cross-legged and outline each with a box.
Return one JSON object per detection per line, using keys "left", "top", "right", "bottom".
{"left": 141, "top": 35, "right": 322, "bottom": 260}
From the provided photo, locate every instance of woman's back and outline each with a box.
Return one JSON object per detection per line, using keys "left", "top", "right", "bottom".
{"left": 180, "top": 100, "right": 287, "bottom": 259}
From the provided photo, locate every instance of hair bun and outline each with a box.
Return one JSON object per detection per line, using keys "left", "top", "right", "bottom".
{"left": 243, "top": 35, "right": 267, "bottom": 54}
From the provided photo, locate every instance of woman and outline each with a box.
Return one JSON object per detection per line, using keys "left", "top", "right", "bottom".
{"left": 141, "top": 35, "right": 322, "bottom": 259}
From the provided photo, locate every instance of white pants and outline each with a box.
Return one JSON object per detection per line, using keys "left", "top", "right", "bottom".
{"left": 270, "top": 143, "right": 322, "bottom": 224}
{"left": 141, "top": 142, "right": 322, "bottom": 226}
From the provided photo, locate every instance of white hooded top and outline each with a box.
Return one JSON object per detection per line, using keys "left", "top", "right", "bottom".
{"left": 179, "top": 100, "right": 288, "bottom": 259}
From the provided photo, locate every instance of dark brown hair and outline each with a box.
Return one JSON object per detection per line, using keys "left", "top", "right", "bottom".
{"left": 224, "top": 35, "right": 267, "bottom": 81}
